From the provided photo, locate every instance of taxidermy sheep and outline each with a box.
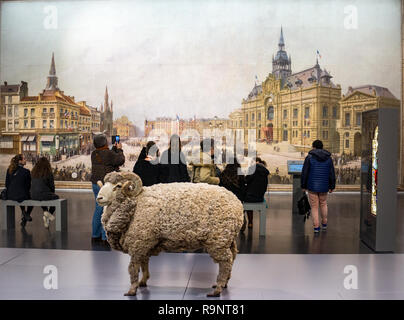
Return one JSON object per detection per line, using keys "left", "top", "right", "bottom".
{"left": 96, "top": 171, "right": 244, "bottom": 297}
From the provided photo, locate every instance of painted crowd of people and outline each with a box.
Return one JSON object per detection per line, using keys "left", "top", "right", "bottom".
{"left": 52, "top": 164, "right": 92, "bottom": 181}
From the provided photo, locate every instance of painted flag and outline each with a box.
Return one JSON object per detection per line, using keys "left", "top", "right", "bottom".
{"left": 176, "top": 114, "right": 180, "bottom": 121}
{"left": 316, "top": 50, "right": 322, "bottom": 59}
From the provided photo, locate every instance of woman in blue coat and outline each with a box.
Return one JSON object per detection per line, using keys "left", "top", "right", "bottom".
{"left": 301, "top": 140, "right": 336, "bottom": 233}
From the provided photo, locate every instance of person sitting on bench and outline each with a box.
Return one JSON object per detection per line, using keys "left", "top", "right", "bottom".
{"left": 219, "top": 155, "right": 248, "bottom": 230}
{"left": 30, "top": 157, "right": 59, "bottom": 229}
{"left": 219, "top": 156, "right": 246, "bottom": 202}
{"left": 5, "top": 154, "right": 33, "bottom": 227}
{"left": 244, "top": 157, "right": 269, "bottom": 230}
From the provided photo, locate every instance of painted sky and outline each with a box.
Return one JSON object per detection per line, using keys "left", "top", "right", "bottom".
{"left": 0, "top": 0, "right": 401, "bottom": 129}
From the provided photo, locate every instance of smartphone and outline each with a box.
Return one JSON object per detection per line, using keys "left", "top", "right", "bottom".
{"left": 112, "top": 135, "right": 120, "bottom": 144}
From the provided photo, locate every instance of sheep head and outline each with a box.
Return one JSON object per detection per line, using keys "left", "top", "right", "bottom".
{"left": 96, "top": 171, "right": 143, "bottom": 206}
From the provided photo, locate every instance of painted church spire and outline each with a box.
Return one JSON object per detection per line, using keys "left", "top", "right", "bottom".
{"left": 45, "top": 52, "right": 59, "bottom": 91}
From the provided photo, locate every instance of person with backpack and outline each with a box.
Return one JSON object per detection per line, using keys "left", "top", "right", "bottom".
{"left": 301, "top": 140, "right": 336, "bottom": 234}
{"left": 190, "top": 138, "right": 220, "bottom": 185}
{"left": 30, "top": 157, "right": 59, "bottom": 229}
{"left": 4, "top": 154, "right": 33, "bottom": 227}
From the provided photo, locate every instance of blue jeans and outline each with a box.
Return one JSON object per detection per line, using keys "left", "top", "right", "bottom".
{"left": 92, "top": 183, "right": 106, "bottom": 240}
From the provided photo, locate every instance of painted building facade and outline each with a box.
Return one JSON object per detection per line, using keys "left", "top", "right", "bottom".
{"left": 228, "top": 27, "right": 342, "bottom": 153}
{"left": 1, "top": 53, "right": 82, "bottom": 158}
{"left": 337, "top": 85, "right": 400, "bottom": 156}
{"left": 0, "top": 81, "right": 29, "bottom": 154}
{"left": 113, "top": 115, "right": 136, "bottom": 140}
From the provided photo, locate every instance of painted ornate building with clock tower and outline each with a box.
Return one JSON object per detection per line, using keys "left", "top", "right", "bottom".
{"left": 229, "top": 27, "right": 342, "bottom": 153}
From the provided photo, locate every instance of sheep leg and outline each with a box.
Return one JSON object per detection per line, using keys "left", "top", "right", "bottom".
{"left": 124, "top": 256, "right": 141, "bottom": 296}
{"left": 208, "top": 259, "right": 232, "bottom": 297}
{"left": 230, "top": 239, "right": 238, "bottom": 262}
{"left": 211, "top": 240, "right": 238, "bottom": 289}
{"left": 207, "top": 248, "right": 233, "bottom": 297}
{"left": 226, "top": 239, "right": 238, "bottom": 286}
{"left": 139, "top": 257, "right": 150, "bottom": 287}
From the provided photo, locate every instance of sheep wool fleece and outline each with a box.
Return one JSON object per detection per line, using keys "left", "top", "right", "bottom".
{"left": 99, "top": 171, "right": 244, "bottom": 297}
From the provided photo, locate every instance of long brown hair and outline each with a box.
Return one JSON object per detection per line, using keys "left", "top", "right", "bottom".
{"left": 221, "top": 157, "right": 241, "bottom": 187}
{"left": 8, "top": 154, "right": 23, "bottom": 174}
{"left": 31, "top": 157, "right": 52, "bottom": 178}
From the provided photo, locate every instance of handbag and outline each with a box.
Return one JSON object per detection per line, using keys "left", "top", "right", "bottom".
{"left": 297, "top": 191, "right": 311, "bottom": 222}
{"left": 1, "top": 188, "right": 7, "bottom": 200}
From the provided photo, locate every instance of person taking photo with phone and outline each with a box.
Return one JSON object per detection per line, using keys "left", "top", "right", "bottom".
{"left": 90, "top": 133, "right": 125, "bottom": 247}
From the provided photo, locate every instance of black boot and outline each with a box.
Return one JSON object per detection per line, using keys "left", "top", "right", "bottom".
{"left": 247, "top": 211, "right": 253, "bottom": 229}
{"left": 21, "top": 209, "right": 32, "bottom": 222}
{"left": 20, "top": 217, "right": 27, "bottom": 228}
{"left": 91, "top": 237, "right": 102, "bottom": 244}
{"left": 102, "top": 240, "right": 111, "bottom": 249}
{"left": 240, "top": 215, "right": 247, "bottom": 232}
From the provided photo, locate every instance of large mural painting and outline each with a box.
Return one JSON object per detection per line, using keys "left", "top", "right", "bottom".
{"left": 0, "top": 0, "right": 402, "bottom": 185}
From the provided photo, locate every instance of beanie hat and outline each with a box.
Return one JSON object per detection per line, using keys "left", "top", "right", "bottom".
{"left": 93, "top": 134, "right": 107, "bottom": 149}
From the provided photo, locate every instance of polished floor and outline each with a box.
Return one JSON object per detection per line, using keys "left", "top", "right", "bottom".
{"left": 1, "top": 248, "right": 404, "bottom": 299}
{"left": 1, "top": 191, "right": 404, "bottom": 254}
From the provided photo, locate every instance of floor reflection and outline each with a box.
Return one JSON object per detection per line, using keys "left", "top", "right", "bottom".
{"left": 1, "top": 192, "right": 403, "bottom": 254}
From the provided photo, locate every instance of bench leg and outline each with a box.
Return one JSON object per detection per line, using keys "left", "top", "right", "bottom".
{"left": 1, "top": 203, "right": 6, "bottom": 230}
{"left": 2, "top": 205, "right": 16, "bottom": 230}
{"left": 259, "top": 209, "right": 266, "bottom": 236}
{"left": 55, "top": 201, "right": 67, "bottom": 232}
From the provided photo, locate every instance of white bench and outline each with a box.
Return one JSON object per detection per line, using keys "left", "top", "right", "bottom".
{"left": 243, "top": 194, "right": 269, "bottom": 236}
{"left": 1, "top": 199, "right": 67, "bottom": 232}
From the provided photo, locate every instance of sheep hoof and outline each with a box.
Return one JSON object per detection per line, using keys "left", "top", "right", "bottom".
{"left": 207, "top": 291, "right": 221, "bottom": 297}
{"left": 139, "top": 281, "right": 147, "bottom": 287}
{"left": 212, "top": 284, "right": 227, "bottom": 289}
{"left": 124, "top": 290, "right": 137, "bottom": 296}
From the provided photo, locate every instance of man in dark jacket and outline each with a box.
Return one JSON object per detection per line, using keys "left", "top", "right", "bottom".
{"left": 90, "top": 134, "right": 125, "bottom": 245}
{"left": 301, "top": 140, "right": 336, "bottom": 234}
{"left": 90, "top": 135, "right": 125, "bottom": 185}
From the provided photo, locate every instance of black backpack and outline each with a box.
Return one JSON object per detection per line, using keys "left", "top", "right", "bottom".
{"left": 297, "top": 192, "right": 311, "bottom": 222}
{"left": 0, "top": 188, "right": 7, "bottom": 200}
